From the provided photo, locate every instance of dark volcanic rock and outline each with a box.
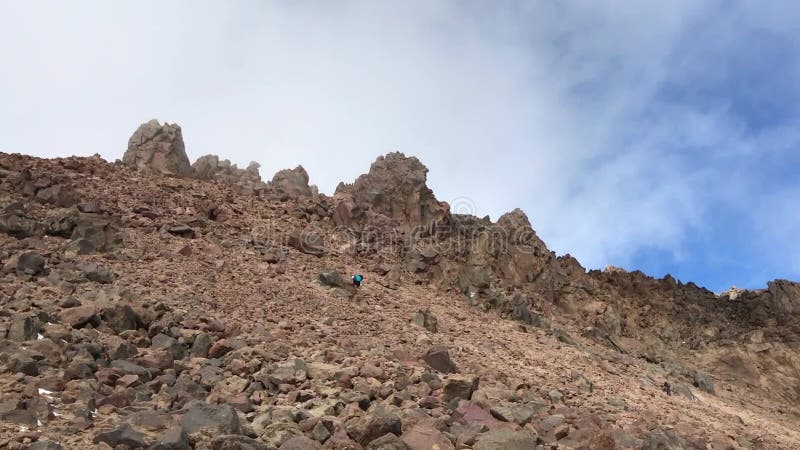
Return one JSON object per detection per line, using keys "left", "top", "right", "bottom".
{"left": 93, "top": 423, "right": 148, "bottom": 448}
{"left": 346, "top": 408, "right": 403, "bottom": 446}
{"left": 319, "top": 269, "right": 346, "bottom": 288}
{"left": 423, "top": 346, "right": 458, "bottom": 373}
{"left": 60, "top": 305, "right": 98, "bottom": 328}
{"left": 180, "top": 400, "right": 242, "bottom": 435}
{"left": 151, "top": 426, "right": 190, "bottom": 450}
{"left": 17, "top": 251, "right": 45, "bottom": 276}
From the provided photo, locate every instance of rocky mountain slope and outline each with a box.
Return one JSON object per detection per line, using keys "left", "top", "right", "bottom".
{"left": 0, "top": 120, "right": 799, "bottom": 449}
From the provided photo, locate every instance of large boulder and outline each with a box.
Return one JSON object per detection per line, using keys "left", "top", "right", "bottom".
{"left": 123, "top": 119, "right": 192, "bottom": 176}
{"left": 288, "top": 229, "right": 325, "bottom": 257}
{"left": 7, "top": 317, "right": 40, "bottom": 342}
{"left": 35, "top": 183, "right": 80, "bottom": 207}
{"left": 423, "top": 346, "right": 458, "bottom": 374}
{"left": 68, "top": 212, "right": 123, "bottom": 255}
{"left": 271, "top": 166, "right": 314, "bottom": 197}
{"left": 151, "top": 426, "right": 189, "bottom": 450}
{"left": 346, "top": 408, "right": 403, "bottom": 446}
{"left": 180, "top": 401, "right": 242, "bottom": 435}
{"left": 17, "top": 251, "right": 45, "bottom": 276}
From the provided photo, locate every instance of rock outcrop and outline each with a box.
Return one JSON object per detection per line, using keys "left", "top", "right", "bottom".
{"left": 270, "top": 166, "right": 315, "bottom": 197}
{"left": 334, "top": 152, "right": 449, "bottom": 228}
{"left": 123, "top": 120, "right": 191, "bottom": 176}
{"left": 192, "top": 154, "right": 263, "bottom": 188}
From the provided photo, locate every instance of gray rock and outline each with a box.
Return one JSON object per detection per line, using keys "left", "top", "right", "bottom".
{"left": 271, "top": 166, "right": 313, "bottom": 197}
{"left": 59, "top": 296, "right": 81, "bottom": 308}
{"left": 212, "top": 435, "right": 268, "bottom": 450}
{"left": 411, "top": 310, "right": 438, "bottom": 333}
{"left": 673, "top": 383, "right": 698, "bottom": 401}
{"left": 366, "top": 433, "right": 408, "bottom": 450}
{"left": 109, "top": 339, "right": 139, "bottom": 360}
{"left": 77, "top": 202, "right": 102, "bottom": 213}
{"left": 260, "top": 421, "right": 303, "bottom": 448}
{"left": 167, "top": 225, "right": 196, "bottom": 238}
{"left": 261, "top": 247, "right": 286, "bottom": 264}
{"left": 7, "top": 352, "right": 38, "bottom": 376}
{"left": 111, "top": 360, "right": 152, "bottom": 381}
{"left": 345, "top": 408, "right": 403, "bottom": 446}
{"left": 7, "top": 316, "right": 39, "bottom": 342}
{"left": 17, "top": 251, "right": 45, "bottom": 276}
{"left": 28, "top": 441, "right": 64, "bottom": 450}
{"left": 607, "top": 396, "right": 629, "bottom": 410}
{"left": 288, "top": 229, "right": 325, "bottom": 257}
{"left": 150, "top": 426, "right": 189, "bottom": 450}
{"left": 0, "top": 399, "right": 37, "bottom": 426}
{"left": 100, "top": 304, "right": 139, "bottom": 333}
{"left": 152, "top": 333, "right": 186, "bottom": 360}
{"left": 35, "top": 183, "right": 80, "bottom": 207}
{"left": 473, "top": 429, "right": 539, "bottom": 450}
{"left": 443, "top": 375, "right": 478, "bottom": 402}
{"left": 93, "top": 423, "right": 148, "bottom": 448}
{"left": 489, "top": 403, "right": 537, "bottom": 425}
{"left": 318, "top": 269, "right": 345, "bottom": 287}
{"left": 79, "top": 262, "right": 116, "bottom": 284}
{"left": 59, "top": 305, "right": 98, "bottom": 328}
{"left": 312, "top": 421, "right": 332, "bottom": 443}
{"left": 548, "top": 390, "right": 563, "bottom": 404}
{"left": 573, "top": 371, "right": 594, "bottom": 393}
{"left": 192, "top": 155, "right": 263, "bottom": 187}
{"left": 640, "top": 428, "right": 689, "bottom": 450}
{"left": 123, "top": 119, "right": 192, "bottom": 176}
{"left": 180, "top": 400, "right": 242, "bottom": 435}
{"left": 279, "top": 435, "right": 322, "bottom": 450}
{"left": 69, "top": 213, "right": 122, "bottom": 255}
{"left": 190, "top": 332, "right": 213, "bottom": 358}
{"left": 129, "top": 409, "right": 173, "bottom": 431}
{"left": 269, "top": 359, "right": 308, "bottom": 385}
{"left": 423, "top": 346, "right": 458, "bottom": 373}
{"left": 0, "top": 212, "right": 45, "bottom": 239}
{"left": 692, "top": 370, "right": 715, "bottom": 394}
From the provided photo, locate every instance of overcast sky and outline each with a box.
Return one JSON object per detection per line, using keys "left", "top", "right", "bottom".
{"left": 2, "top": 1, "right": 799, "bottom": 292}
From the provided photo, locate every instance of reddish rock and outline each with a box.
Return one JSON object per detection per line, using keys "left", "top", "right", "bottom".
{"left": 401, "top": 425, "right": 454, "bottom": 450}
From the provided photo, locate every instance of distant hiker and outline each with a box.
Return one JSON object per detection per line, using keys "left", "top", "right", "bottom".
{"left": 352, "top": 274, "right": 364, "bottom": 288}
{"left": 663, "top": 381, "right": 672, "bottom": 396}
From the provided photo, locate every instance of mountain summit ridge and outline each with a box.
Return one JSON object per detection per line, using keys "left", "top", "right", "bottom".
{"left": 0, "top": 120, "right": 798, "bottom": 448}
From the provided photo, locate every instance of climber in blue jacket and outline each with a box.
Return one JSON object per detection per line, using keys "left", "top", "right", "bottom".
{"left": 352, "top": 274, "right": 364, "bottom": 288}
